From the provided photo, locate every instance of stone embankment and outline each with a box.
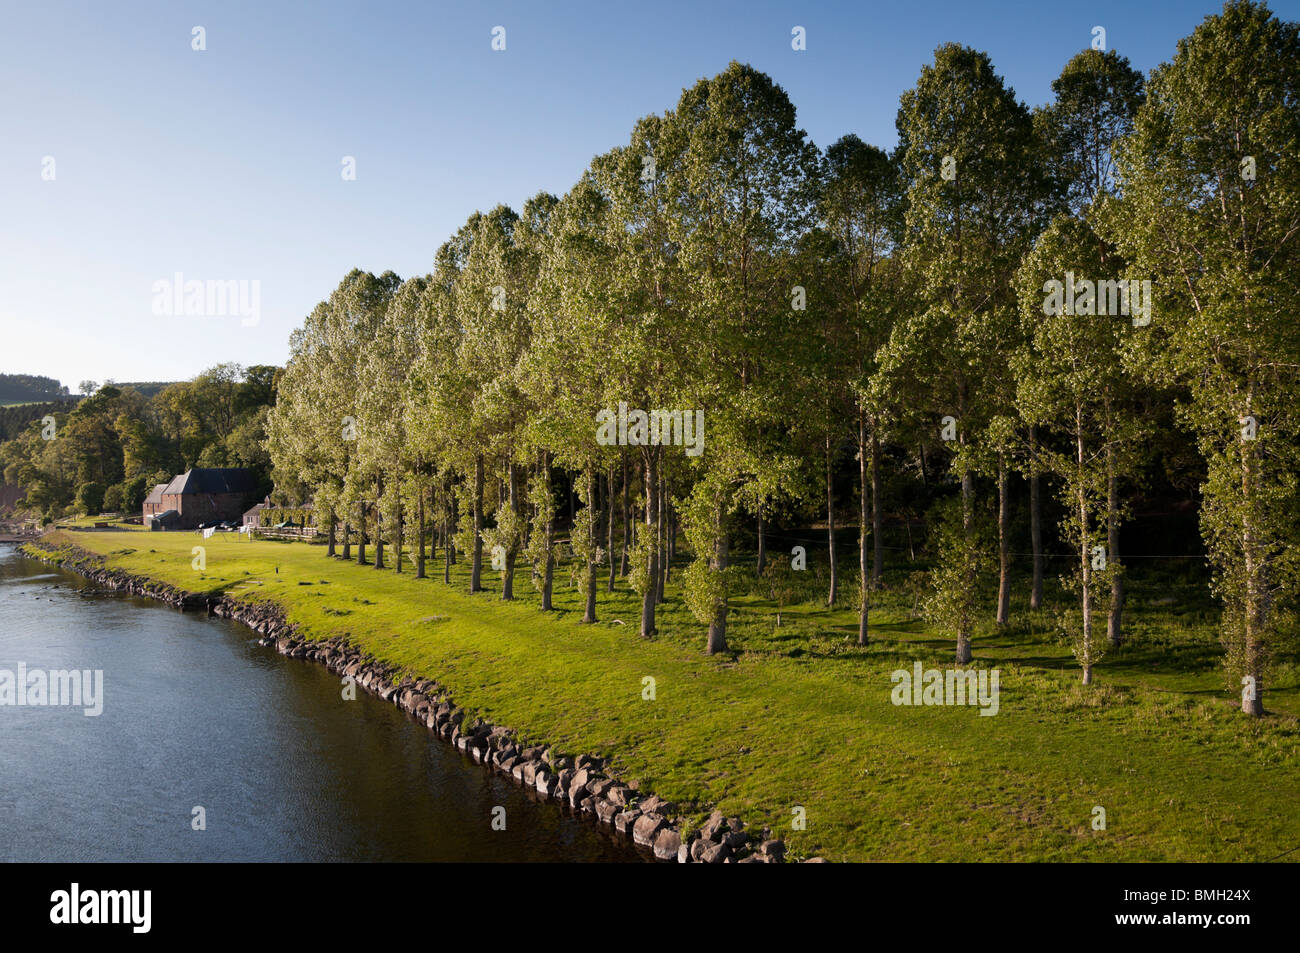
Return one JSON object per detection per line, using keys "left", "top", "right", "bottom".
{"left": 24, "top": 542, "right": 817, "bottom": 863}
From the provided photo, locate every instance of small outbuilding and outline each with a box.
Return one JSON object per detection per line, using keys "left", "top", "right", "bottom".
{"left": 147, "top": 509, "right": 181, "bottom": 531}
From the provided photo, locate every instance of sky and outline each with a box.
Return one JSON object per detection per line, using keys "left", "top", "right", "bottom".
{"left": 3, "top": 0, "right": 1295, "bottom": 390}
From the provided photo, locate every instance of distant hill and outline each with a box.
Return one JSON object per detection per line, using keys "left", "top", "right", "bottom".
{"left": 0, "top": 374, "right": 69, "bottom": 404}
{"left": 0, "top": 375, "right": 179, "bottom": 405}
{"left": 0, "top": 399, "right": 80, "bottom": 440}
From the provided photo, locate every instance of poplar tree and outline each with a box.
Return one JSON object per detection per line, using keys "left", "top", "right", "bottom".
{"left": 884, "top": 44, "right": 1048, "bottom": 661}
{"left": 665, "top": 62, "right": 818, "bottom": 654}
{"left": 1102, "top": 0, "right": 1300, "bottom": 714}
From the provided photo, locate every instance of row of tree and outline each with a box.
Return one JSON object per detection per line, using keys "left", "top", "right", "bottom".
{"left": 266, "top": 2, "right": 1299, "bottom": 714}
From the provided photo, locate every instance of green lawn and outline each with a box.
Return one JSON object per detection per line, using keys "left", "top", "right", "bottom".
{"left": 33, "top": 526, "right": 1300, "bottom": 862}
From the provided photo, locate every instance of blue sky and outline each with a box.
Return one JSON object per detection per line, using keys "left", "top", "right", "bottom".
{"left": 2, "top": 0, "right": 1294, "bottom": 388}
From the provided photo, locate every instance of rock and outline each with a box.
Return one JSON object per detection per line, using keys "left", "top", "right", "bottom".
{"left": 594, "top": 799, "right": 619, "bottom": 824}
{"left": 536, "top": 772, "right": 557, "bottom": 797}
{"left": 737, "top": 854, "right": 763, "bottom": 863}
{"left": 690, "top": 837, "right": 714, "bottom": 861}
{"left": 677, "top": 840, "right": 693, "bottom": 863}
{"left": 632, "top": 813, "right": 668, "bottom": 847}
{"left": 521, "top": 761, "right": 538, "bottom": 785}
{"left": 605, "top": 785, "right": 631, "bottom": 807}
{"left": 759, "top": 839, "right": 786, "bottom": 863}
{"left": 586, "top": 778, "right": 614, "bottom": 799}
{"left": 568, "top": 770, "right": 597, "bottom": 807}
{"left": 700, "top": 842, "right": 732, "bottom": 864}
{"left": 638, "top": 794, "right": 670, "bottom": 815}
{"left": 653, "top": 828, "right": 681, "bottom": 861}
{"left": 614, "top": 810, "right": 640, "bottom": 834}
{"left": 700, "top": 810, "right": 727, "bottom": 841}
{"left": 804, "top": 857, "right": 829, "bottom": 863}
{"left": 555, "top": 768, "right": 574, "bottom": 794}
{"left": 723, "top": 829, "right": 749, "bottom": 849}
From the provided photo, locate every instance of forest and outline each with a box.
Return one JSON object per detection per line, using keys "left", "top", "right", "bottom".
{"left": 0, "top": 364, "right": 277, "bottom": 515}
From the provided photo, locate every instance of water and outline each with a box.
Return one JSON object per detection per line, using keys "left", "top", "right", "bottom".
{"left": 0, "top": 545, "right": 649, "bottom": 862}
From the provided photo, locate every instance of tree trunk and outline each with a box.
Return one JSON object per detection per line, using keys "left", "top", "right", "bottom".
{"left": 342, "top": 520, "right": 351, "bottom": 560}
{"left": 620, "top": 449, "right": 630, "bottom": 576}
{"left": 1078, "top": 420, "right": 1093, "bottom": 686}
{"left": 583, "top": 468, "right": 597, "bottom": 624}
{"left": 640, "top": 449, "right": 659, "bottom": 638}
{"left": 1106, "top": 446, "right": 1124, "bottom": 647}
{"left": 1242, "top": 387, "right": 1264, "bottom": 716}
{"left": 756, "top": 503, "right": 767, "bottom": 576}
{"left": 373, "top": 476, "right": 385, "bottom": 570}
{"left": 393, "top": 477, "right": 403, "bottom": 573}
{"left": 996, "top": 453, "right": 1010, "bottom": 626}
{"left": 656, "top": 463, "right": 667, "bottom": 604}
{"left": 706, "top": 504, "right": 729, "bottom": 655}
{"left": 826, "top": 435, "right": 837, "bottom": 607}
{"left": 470, "top": 456, "right": 483, "bottom": 592}
{"left": 668, "top": 505, "right": 677, "bottom": 563}
{"left": 606, "top": 468, "right": 617, "bottom": 592}
{"left": 541, "top": 456, "right": 554, "bottom": 611}
{"left": 326, "top": 510, "right": 337, "bottom": 558}
{"left": 449, "top": 489, "right": 458, "bottom": 566}
{"left": 1029, "top": 424, "right": 1043, "bottom": 611}
{"left": 858, "top": 412, "right": 869, "bottom": 646}
{"left": 871, "top": 425, "right": 883, "bottom": 589}
{"left": 415, "top": 483, "right": 426, "bottom": 578}
{"left": 503, "top": 462, "right": 519, "bottom": 600}
{"left": 956, "top": 471, "right": 974, "bottom": 665}
{"left": 956, "top": 386, "right": 973, "bottom": 665}
{"left": 443, "top": 506, "right": 452, "bottom": 584}
{"left": 357, "top": 500, "right": 367, "bottom": 566}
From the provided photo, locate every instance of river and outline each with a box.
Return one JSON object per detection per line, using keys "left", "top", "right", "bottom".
{"left": 0, "top": 544, "right": 648, "bottom": 862}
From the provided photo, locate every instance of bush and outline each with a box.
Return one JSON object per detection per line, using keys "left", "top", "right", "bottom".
{"left": 121, "top": 474, "right": 150, "bottom": 512}
{"left": 74, "top": 481, "right": 105, "bottom": 516}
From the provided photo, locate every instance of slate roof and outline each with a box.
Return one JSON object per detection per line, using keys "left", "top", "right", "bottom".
{"left": 143, "top": 483, "right": 168, "bottom": 506}
{"left": 162, "top": 468, "right": 257, "bottom": 496}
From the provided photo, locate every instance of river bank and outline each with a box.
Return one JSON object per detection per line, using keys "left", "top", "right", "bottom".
{"left": 21, "top": 538, "right": 790, "bottom": 864}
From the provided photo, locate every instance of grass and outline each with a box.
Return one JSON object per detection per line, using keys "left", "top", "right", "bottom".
{"left": 29, "top": 525, "right": 1300, "bottom": 863}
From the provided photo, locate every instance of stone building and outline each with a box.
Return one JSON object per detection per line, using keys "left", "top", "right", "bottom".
{"left": 143, "top": 468, "right": 257, "bottom": 530}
